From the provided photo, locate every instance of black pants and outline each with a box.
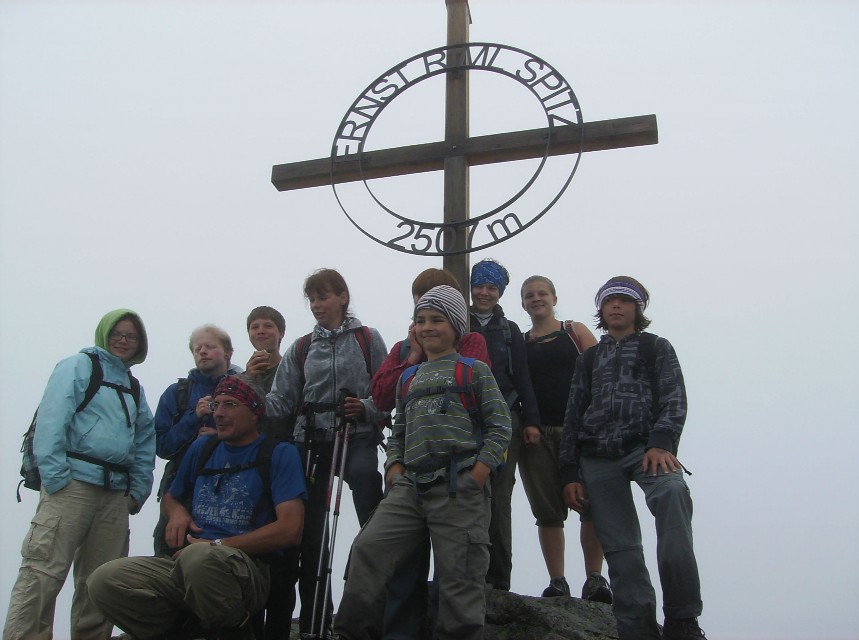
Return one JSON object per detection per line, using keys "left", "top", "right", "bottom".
{"left": 298, "top": 434, "right": 383, "bottom": 634}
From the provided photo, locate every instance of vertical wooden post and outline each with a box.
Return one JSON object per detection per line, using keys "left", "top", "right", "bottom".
{"left": 443, "top": 0, "right": 471, "bottom": 299}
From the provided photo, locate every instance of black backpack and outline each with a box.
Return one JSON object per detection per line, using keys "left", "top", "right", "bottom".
{"left": 155, "top": 377, "right": 194, "bottom": 501}
{"left": 17, "top": 352, "right": 141, "bottom": 501}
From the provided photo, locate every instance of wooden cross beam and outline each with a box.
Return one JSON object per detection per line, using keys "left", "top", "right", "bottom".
{"left": 271, "top": 0, "right": 657, "bottom": 292}
{"left": 271, "top": 116, "right": 658, "bottom": 192}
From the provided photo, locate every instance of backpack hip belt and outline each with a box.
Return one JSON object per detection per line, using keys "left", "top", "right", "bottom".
{"left": 66, "top": 451, "right": 131, "bottom": 495}
{"left": 407, "top": 448, "right": 478, "bottom": 497}
{"left": 302, "top": 401, "right": 340, "bottom": 415}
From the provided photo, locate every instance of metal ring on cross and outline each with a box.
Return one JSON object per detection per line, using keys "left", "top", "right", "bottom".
{"left": 330, "top": 42, "right": 584, "bottom": 256}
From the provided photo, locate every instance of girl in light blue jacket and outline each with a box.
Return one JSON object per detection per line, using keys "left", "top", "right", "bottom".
{"left": 4, "top": 309, "right": 156, "bottom": 640}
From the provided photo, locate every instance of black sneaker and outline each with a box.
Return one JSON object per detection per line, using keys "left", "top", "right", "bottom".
{"left": 663, "top": 617, "right": 707, "bottom": 640}
{"left": 581, "top": 572, "right": 612, "bottom": 604}
{"left": 540, "top": 577, "right": 571, "bottom": 597}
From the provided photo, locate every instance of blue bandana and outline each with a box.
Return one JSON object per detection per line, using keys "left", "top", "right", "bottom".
{"left": 470, "top": 260, "right": 509, "bottom": 297}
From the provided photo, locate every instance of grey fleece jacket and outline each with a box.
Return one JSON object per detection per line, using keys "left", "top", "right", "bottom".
{"left": 265, "top": 317, "right": 389, "bottom": 443}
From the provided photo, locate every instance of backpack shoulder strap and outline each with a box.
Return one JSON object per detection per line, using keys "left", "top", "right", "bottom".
{"left": 353, "top": 326, "right": 373, "bottom": 377}
{"left": 254, "top": 437, "right": 279, "bottom": 517}
{"left": 127, "top": 372, "right": 141, "bottom": 407}
{"left": 398, "top": 337, "right": 412, "bottom": 364}
{"left": 454, "top": 356, "right": 482, "bottom": 429}
{"left": 638, "top": 332, "right": 658, "bottom": 366}
{"left": 296, "top": 332, "right": 313, "bottom": 387}
{"left": 400, "top": 357, "right": 482, "bottom": 429}
{"left": 172, "top": 378, "right": 191, "bottom": 425}
{"left": 500, "top": 317, "right": 514, "bottom": 377}
{"left": 637, "top": 333, "right": 660, "bottom": 417}
{"left": 581, "top": 344, "right": 598, "bottom": 392}
{"left": 255, "top": 437, "right": 278, "bottom": 477}
{"left": 400, "top": 363, "right": 420, "bottom": 403}
{"left": 400, "top": 358, "right": 482, "bottom": 426}
{"left": 194, "top": 435, "right": 222, "bottom": 477}
{"left": 562, "top": 320, "right": 585, "bottom": 354}
{"left": 77, "top": 352, "right": 103, "bottom": 413}
{"left": 500, "top": 318, "right": 512, "bottom": 345}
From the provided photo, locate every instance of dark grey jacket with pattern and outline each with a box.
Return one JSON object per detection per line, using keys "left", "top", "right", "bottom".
{"left": 559, "top": 331, "right": 687, "bottom": 485}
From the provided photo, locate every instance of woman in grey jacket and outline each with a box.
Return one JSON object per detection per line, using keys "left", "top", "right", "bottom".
{"left": 265, "top": 268, "right": 388, "bottom": 638}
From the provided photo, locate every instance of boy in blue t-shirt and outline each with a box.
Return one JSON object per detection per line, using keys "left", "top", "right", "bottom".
{"left": 88, "top": 375, "right": 306, "bottom": 640}
{"left": 335, "top": 285, "right": 511, "bottom": 640}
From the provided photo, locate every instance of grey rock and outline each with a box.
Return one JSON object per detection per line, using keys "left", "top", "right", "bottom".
{"left": 485, "top": 588, "right": 618, "bottom": 640}
{"left": 157, "top": 587, "right": 620, "bottom": 639}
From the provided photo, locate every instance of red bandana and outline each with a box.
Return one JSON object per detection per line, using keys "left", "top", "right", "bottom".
{"left": 213, "top": 376, "right": 265, "bottom": 418}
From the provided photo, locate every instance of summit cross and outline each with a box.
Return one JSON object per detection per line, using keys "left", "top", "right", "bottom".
{"left": 271, "top": 0, "right": 657, "bottom": 292}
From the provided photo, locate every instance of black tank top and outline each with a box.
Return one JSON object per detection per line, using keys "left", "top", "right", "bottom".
{"left": 525, "top": 325, "right": 581, "bottom": 425}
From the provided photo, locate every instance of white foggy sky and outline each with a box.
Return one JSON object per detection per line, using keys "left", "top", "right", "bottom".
{"left": 0, "top": 1, "right": 857, "bottom": 639}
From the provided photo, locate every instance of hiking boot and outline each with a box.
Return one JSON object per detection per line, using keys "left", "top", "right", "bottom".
{"left": 663, "top": 617, "right": 707, "bottom": 640}
{"left": 540, "top": 577, "right": 571, "bottom": 597}
{"left": 581, "top": 572, "right": 612, "bottom": 604}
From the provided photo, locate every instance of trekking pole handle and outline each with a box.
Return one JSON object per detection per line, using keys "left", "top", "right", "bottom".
{"left": 337, "top": 388, "right": 358, "bottom": 429}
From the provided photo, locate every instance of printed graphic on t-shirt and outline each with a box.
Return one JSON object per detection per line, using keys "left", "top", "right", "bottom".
{"left": 192, "top": 464, "right": 258, "bottom": 535}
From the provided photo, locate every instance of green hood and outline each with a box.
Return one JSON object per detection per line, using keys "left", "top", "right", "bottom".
{"left": 94, "top": 308, "right": 149, "bottom": 366}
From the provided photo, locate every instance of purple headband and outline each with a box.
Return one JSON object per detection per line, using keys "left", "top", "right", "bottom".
{"left": 596, "top": 280, "right": 647, "bottom": 310}
{"left": 213, "top": 376, "right": 265, "bottom": 418}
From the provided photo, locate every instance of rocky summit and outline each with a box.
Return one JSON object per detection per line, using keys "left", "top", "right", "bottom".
{"left": 484, "top": 588, "right": 617, "bottom": 640}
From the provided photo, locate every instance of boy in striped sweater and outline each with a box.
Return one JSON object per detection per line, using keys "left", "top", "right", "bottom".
{"left": 334, "top": 285, "right": 511, "bottom": 640}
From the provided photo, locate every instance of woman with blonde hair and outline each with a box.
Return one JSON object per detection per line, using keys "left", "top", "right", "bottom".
{"left": 520, "top": 275, "right": 611, "bottom": 603}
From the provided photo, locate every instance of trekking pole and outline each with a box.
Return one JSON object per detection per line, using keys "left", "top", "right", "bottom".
{"left": 307, "top": 427, "right": 339, "bottom": 639}
{"left": 304, "top": 409, "right": 316, "bottom": 481}
{"left": 306, "top": 389, "right": 353, "bottom": 640}
{"left": 318, "top": 390, "right": 354, "bottom": 635}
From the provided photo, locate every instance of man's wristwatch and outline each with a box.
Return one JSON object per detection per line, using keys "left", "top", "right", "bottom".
{"left": 210, "top": 538, "right": 222, "bottom": 546}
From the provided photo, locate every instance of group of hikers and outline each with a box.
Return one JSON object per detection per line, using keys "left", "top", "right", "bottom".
{"left": 3, "top": 260, "right": 706, "bottom": 640}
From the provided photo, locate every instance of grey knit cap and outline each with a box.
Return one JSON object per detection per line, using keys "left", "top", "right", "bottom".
{"left": 414, "top": 285, "right": 469, "bottom": 338}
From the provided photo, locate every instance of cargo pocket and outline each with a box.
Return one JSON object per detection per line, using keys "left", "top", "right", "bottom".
{"left": 465, "top": 527, "right": 490, "bottom": 580}
{"left": 22, "top": 512, "right": 61, "bottom": 561}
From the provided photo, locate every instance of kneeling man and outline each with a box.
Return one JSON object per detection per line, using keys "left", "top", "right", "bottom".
{"left": 88, "top": 375, "right": 306, "bottom": 640}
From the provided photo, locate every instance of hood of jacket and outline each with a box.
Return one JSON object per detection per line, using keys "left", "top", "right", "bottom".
{"left": 94, "top": 308, "right": 148, "bottom": 366}
{"left": 185, "top": 364, "right": 243, "bottom": 385}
